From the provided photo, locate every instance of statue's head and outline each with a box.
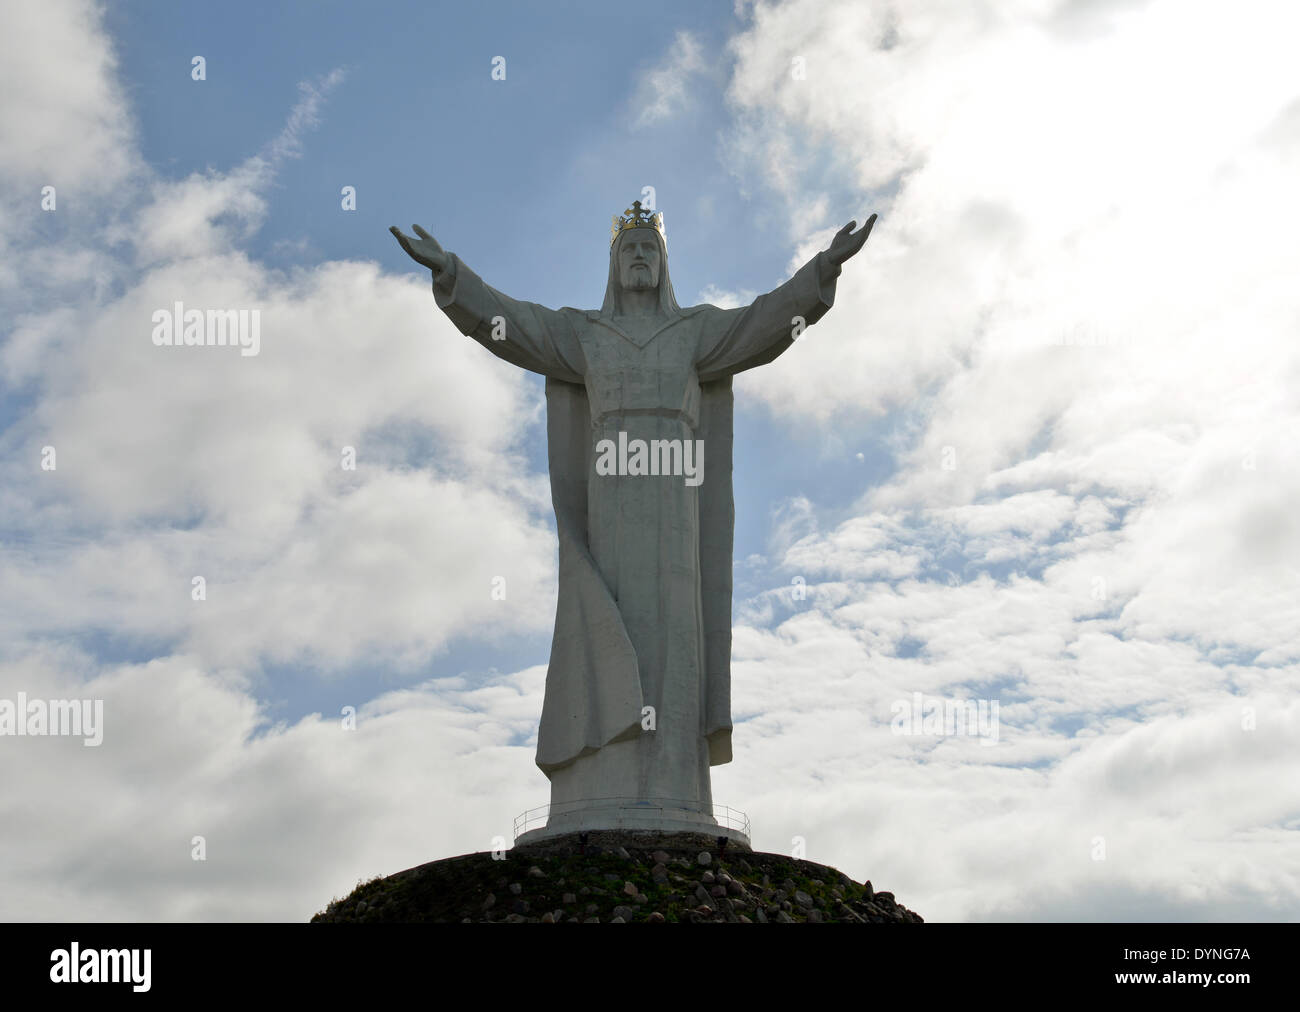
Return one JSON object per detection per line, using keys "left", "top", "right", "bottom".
{"left": 602, "top": 201, "right": 679, "bottom": 316}
{"left": 617, "top": 228, "right": 661, "bottom": 292}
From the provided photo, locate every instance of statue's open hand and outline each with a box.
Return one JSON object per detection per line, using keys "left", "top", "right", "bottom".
{"left": 826, "top": 214, "right": 877, "bottom": 267}
{"left": 390, "top": 224, "right": 449, "bottom": 275}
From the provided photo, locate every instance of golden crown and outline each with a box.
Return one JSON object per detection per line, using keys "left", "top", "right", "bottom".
{"left": 610, "top": 199, "right": 665, "bottom": 247}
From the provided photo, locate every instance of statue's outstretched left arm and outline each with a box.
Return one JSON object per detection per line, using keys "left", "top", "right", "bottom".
{"left": 696, "top": 215, "right": 875, "bottom": 381}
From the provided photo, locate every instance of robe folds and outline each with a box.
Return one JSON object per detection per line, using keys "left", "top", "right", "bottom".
{"left": 431, "top": 248, "right": 839, "bottom": 816}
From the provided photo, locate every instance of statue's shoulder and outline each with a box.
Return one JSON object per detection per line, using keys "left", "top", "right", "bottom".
{"left": 570, "top": 306, "right": 714, "bottom": 320}
{"left": 678, "top": 303, "right": 734, "bottom": 318}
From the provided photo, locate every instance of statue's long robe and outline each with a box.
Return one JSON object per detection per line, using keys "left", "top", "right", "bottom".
{"left": 431, "top": 250, "right": 840, "bottom": 817}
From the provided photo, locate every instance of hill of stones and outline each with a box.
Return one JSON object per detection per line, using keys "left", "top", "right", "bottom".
{"left": 313, "top": 832, "right": 923, "bottom": 924}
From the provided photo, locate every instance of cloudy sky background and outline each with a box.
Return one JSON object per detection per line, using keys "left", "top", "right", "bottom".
{"left": 1, "top": 0, "right": 1297, "bottom": 921}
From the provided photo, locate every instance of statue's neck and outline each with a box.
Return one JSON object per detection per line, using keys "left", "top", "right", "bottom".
{"left": 618, "top": 288, "right": 659, "bottom": 317}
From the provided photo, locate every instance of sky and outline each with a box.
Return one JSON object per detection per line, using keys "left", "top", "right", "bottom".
{"left": 1, "top": 0, "right": 1297, "bottom": 922}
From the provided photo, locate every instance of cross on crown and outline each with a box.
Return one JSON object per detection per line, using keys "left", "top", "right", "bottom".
{"left": 611, "top": 200, "right": 666, "bottom": 247}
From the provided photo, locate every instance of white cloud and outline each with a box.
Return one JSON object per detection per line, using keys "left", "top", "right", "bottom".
{"left": 0, "top": 645, "right": 550, "bottom": 920}
{"left": 0, "top": 0, "right": 139, "bottom": 194}
{"left": 0, "top": 0, "right": 143, "bottom": 303}
{"left": 695, "top": 282, "right": 758, "bottom": 309}
{"left": 0, "top": 27, "right": 554, "bottom": 674}
{"left": 0, "top": 1, "right": 561, "bottom": 920}
{"left": 4, "top": 0, "right": 1298, "bottom": 924}
{"left": 631, "top": 30, "right": 708, "bottom": 127}
{"left": 705, "top": 0, "right": 1300, "bottom": 920}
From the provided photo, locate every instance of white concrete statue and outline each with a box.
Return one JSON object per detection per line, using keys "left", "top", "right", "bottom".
{"left": 391, "top": 202, "right": 874, "bottom": 838}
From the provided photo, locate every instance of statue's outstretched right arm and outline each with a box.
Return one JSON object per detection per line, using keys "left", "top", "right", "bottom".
{"left": 390, "top": 224, "right": 585, "bottom": 383}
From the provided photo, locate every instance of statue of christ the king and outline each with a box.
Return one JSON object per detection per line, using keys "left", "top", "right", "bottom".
{"left": 391, "top": 202, "right": 874, "bottom": 838}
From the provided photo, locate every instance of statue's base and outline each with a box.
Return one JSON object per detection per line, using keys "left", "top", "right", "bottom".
{"left": 514, "top": 798, "right": 750, "bottom": 849}
{"left": 513, "top": 827, "right": 752, "bottom": 856}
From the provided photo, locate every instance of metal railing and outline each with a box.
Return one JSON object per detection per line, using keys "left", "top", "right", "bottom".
{"left": 513, "top": 796, "right": 750, "bottom": 842}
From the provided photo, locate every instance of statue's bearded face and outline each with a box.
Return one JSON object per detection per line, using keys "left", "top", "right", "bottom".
{"left": 617, "top": 229, "right": 661, "bottom": 292}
